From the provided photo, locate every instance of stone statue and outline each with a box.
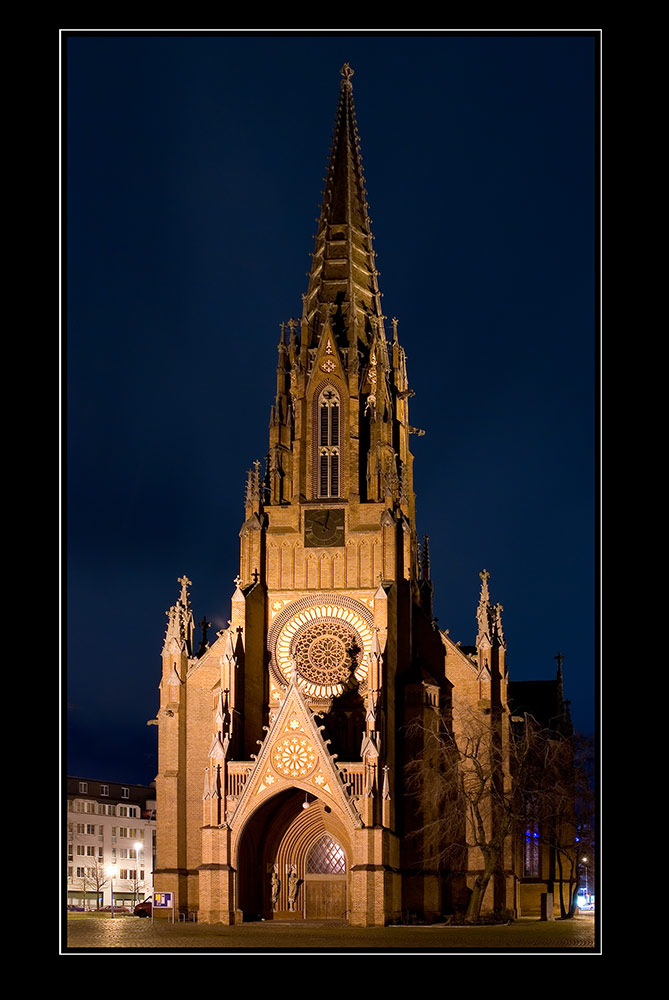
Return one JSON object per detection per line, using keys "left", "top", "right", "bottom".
{"left": 271, "top": 865, "right": 281, "bottom": 910}
{"left": 288, "top": 866, "right": 300, "bottom": 911}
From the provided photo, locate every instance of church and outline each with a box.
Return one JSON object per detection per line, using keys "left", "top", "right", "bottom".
{"left": 153, "top": 64, "right": 569, "bottom": 926}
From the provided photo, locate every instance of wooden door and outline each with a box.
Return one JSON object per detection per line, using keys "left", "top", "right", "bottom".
{"left": 305, "top": 876, "right": 347, "bottom": 919}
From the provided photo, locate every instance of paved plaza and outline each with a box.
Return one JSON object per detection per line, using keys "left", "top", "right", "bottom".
{"left": 64, "top": 912, "right": 597, "bottom": 953}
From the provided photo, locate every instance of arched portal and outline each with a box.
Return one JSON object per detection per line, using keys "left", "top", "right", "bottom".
{"left": 236, "top": 788, "right": 351, "bottom": 921}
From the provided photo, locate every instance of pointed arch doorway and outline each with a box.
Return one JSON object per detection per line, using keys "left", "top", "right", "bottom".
{"left": 237, "top": 789, "right": 350, "bottom": 921}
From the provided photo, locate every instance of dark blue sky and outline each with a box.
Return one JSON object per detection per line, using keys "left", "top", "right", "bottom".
{"left": 65, "top": 31, "right": 598, "bottom": 785}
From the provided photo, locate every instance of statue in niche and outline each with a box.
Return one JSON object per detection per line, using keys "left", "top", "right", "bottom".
{"left": 288, "top": 866, "right": 300, "bottom": 911}
{"left": 271, "top": 865, "right": 281, "bottom": 910}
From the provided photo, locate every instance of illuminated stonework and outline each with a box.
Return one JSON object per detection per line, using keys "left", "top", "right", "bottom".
{"left": 269, "top": 596, "right": 374, "bottom": 698}
{"left": 271, "top": 736, "right": 318, "bottom": 778}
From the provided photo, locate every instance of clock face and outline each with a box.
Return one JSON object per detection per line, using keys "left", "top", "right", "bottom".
{"left": 304, "top": 508, "right": 345, "bottom": 548}
{"left": 268, "top": 596, "right": 373, "bottom": 699}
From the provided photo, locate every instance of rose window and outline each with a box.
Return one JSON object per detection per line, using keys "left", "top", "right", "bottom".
{"left": 272, "top": 736, "right": 318, "bottom": 778}
{"left": 269, "top": 596, "right": 374, "bottom": 699}
{"left": 293, "top": 620, "right": 362, "bottom": 687}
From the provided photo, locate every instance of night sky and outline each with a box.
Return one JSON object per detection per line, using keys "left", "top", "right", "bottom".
{"left": 64, "top": 31, "right": 598, "bottom": 786}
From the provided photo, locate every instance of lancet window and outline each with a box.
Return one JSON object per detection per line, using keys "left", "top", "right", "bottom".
{"left": 317, "top": 387, "right": 341, "bottom": 498}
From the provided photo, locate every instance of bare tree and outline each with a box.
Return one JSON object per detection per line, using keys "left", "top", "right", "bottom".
{"left": 405, "top": 702, "right": 513, "bottom": 923}
{"left": 533, "top": 730, "right": 594, "bottom": 918}
{"left": 406, "top": 702, "right": 585, "bottom": 923}
{"left": 76, "top": 859, "right": 109, "bottom": 910}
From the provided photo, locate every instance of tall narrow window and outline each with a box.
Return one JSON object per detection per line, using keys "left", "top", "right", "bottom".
{"left": 524, "top": 795, "right": 541, "bottom": 877}
{"left": 317, "top": 388, "right": 341, "bottom": 497}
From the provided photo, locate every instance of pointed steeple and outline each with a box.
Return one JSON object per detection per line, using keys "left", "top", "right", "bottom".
{"left": 303, "top": 64, "right": 384, "bottom": 349}
{"left": 162, "top": 575, "right": 195, "bottom": 656}
{"left": 476, "top": 568, "right": 493, "bottom": 652}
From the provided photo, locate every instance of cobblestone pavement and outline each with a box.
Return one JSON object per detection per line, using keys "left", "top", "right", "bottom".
{"left": 65, "top": 913, "right": 597, "bottom": 953}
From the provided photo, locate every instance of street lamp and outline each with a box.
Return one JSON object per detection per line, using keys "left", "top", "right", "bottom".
{"left": 106, "top": 864, "right": 118, "bottom": 917}
{"left": 581, "top": 856, "right": 589, "bottom": 895}
{"left": 134, "top": 842, "right": 144, "bottom": 906}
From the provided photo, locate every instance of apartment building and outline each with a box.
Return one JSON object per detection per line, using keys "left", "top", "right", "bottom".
{"left": 66, "top": 777, "right": 156, "bottom": 909}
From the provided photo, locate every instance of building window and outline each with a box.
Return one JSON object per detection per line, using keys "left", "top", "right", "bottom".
{"left": 524, "top": 796, "right": 541, "bottom": 877}
{"left": 86, "top": 824, "right": 95, "bottom": 835}
{"left": 100, "top": 785, "right": 109, "bottom": 796}
{"left": 79, "top": 782, "right": 88, "bottom": 793}
{"left": 121, "top": 787, "right": 130, "bottom": 799}
{"left": 306, "top": 834, "right": 346, "bottom": 874}
{"left": 317, "top": 387, "right": 341, "bottom": 498}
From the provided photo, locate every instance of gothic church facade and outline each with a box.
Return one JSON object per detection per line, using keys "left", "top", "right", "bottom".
{"left": 154, "top": 65, "right": 531, "bottom": 925}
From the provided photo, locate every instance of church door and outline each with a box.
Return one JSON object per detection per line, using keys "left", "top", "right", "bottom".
{"left": 304, "top": 833, "right": 347, "bottom": 920}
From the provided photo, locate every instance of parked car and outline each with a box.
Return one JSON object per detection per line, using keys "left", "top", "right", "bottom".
{"left": 134, "top": 896, "right": 153, "bottom": 917}
{"left": 101, "top": 904, "right": 130, "bottom": 912}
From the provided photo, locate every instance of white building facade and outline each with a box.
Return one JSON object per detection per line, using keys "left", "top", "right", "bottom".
{"left": 66, "top": 777, "right": 156, "bottom": 910}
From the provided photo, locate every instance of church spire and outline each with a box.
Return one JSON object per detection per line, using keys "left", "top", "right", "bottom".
{"left": 162, "top": 574, "right": 195, "bottom": 656}
{"left": 303, "top": 64, "right": 384, "bottom": 349}
{"left": 476, "top": 568, "right": 493, "bottom": 649}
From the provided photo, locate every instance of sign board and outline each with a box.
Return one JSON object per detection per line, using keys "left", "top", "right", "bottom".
{"left": 153, "top": 892, "right": 174, "bottom": 909}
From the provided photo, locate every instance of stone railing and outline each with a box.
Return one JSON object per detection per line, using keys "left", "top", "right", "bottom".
{"left": 226, "top": 762, "right": 254, "bottom": 798}
{"left": 225, "top": 760, "right": 365, "bottom": 799}
{"left": 336, "top": 762, "right": 365, "bottom": 797}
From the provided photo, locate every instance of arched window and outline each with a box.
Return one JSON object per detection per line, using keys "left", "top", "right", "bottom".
{"left": 306, "top": 834, "right": 346, "bottom": 874}
{"left": 318, "top": 387, "right": 341, "bottom": 498}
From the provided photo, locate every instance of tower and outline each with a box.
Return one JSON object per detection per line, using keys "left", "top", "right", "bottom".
{"left": 154, "top": 64, "right": 514, "bottom": 926}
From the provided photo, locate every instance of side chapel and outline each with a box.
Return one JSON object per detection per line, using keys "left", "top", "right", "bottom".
{"left": 153, "top": 64, "right": 567, "bottom": 925}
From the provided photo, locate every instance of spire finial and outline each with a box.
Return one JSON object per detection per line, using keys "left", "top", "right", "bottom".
{"left": 340, "top": 63, "right": 354, "bottom": 86}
